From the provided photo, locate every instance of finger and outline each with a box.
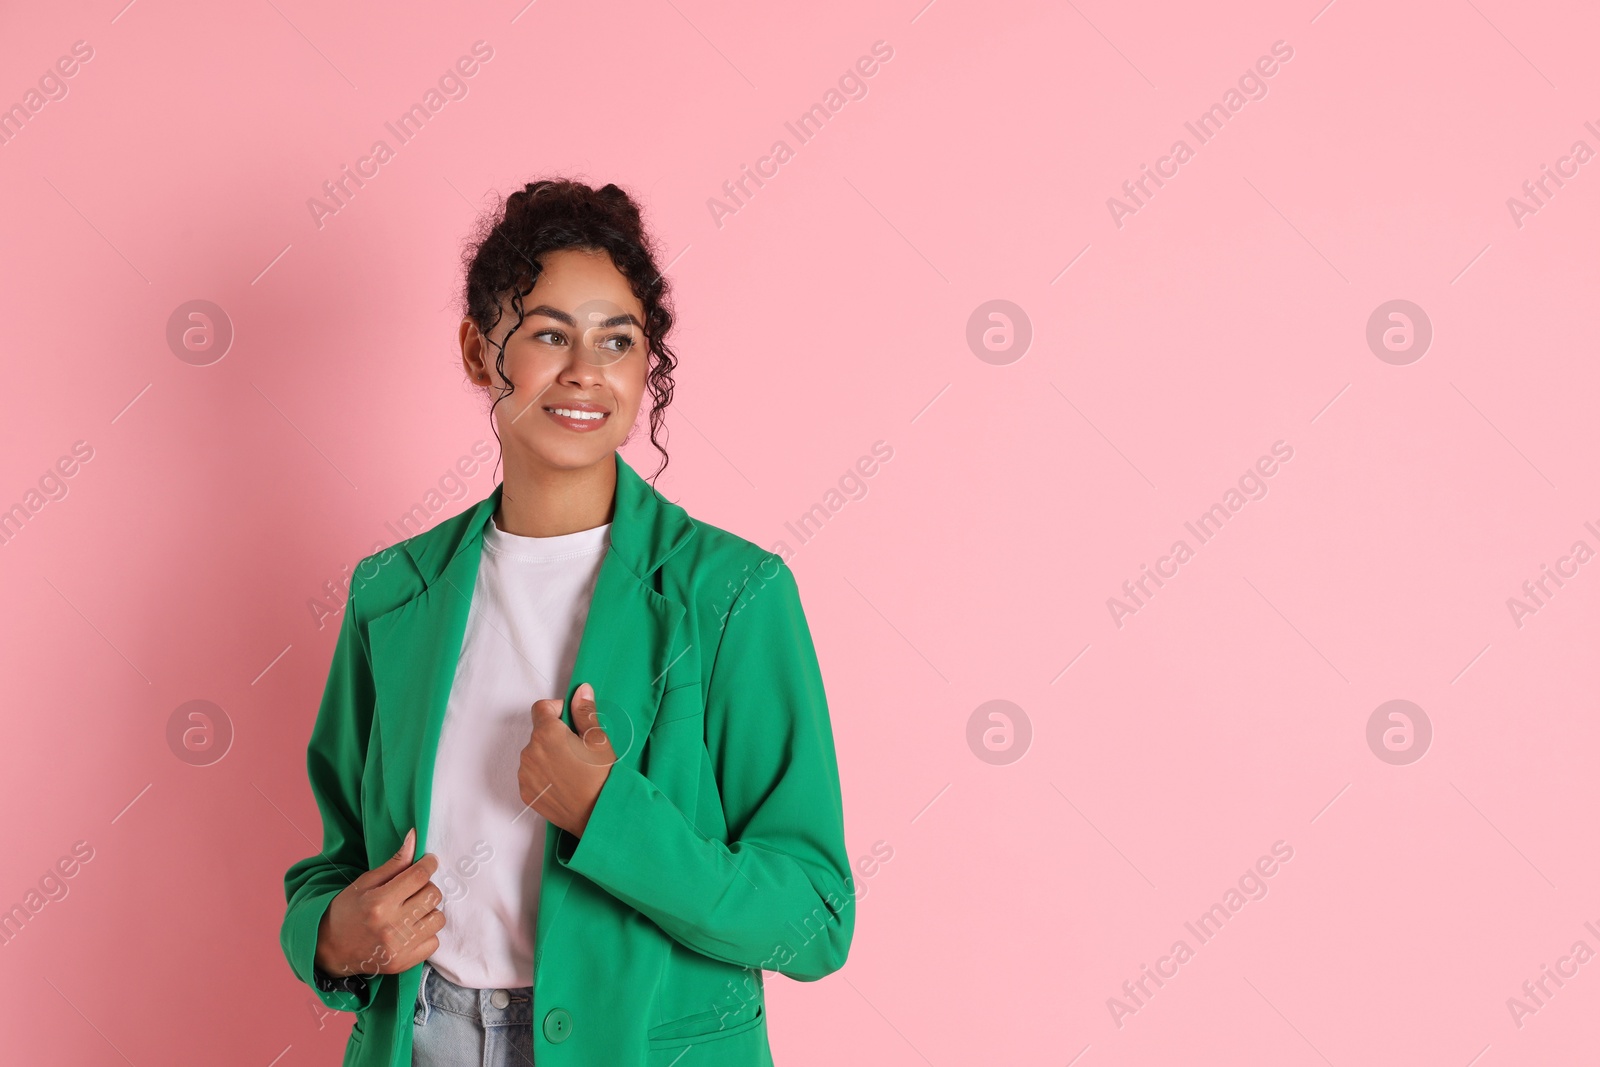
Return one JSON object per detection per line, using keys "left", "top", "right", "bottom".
{"left": 570, "top": 683, "right": 614, "bottom": 756}
{"left": 570, "top": 681, "right": 599, "bottom": 732}
{"left": 387, "top": 933, "right": 441, "bottom": 975}
{"left": 413, "top": 906, "right": 447, "bottom": 940}
{"left": 389, "top": 899, "right": 446, "bottom": 945}
{"left": 354, "top": 827, "right": 416, "bottom": 889}
{"left": 578, "top": 722, "right": 615, "bottom": 759}
{"left": 531, "top": 698, "right": 562, "bottom": 725}
{"left": 387, "top": 934, "right": 438, "bottom": 979}
{"left": 401, "top": 876, "right": 445, "bottom": 915}
{"left": 378, "top": 851, "right": 440, "bottom": 899}
{"left": 368, "top": 895, "right": 443, "bottom": 975}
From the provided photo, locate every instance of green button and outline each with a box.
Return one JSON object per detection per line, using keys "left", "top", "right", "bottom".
{"left": 543, "top": 1007, "right": 573, "bottom": 1043}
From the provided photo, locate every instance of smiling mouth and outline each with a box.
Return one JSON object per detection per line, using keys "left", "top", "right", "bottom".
{"left": 542, "top": 406, "right": 610, "bottom": 431}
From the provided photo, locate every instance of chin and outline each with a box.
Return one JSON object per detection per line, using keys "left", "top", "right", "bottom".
{"left": 522, "top": 433, "right": 620, "bottom": 470}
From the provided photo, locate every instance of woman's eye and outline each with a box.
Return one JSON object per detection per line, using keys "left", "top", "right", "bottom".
{"left": 529, "top": 329, "right": 634, "bottom": 353}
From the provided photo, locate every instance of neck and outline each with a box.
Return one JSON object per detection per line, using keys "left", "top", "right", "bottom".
{"left": 495, "top": 451, "right": 617, "bottom": 537}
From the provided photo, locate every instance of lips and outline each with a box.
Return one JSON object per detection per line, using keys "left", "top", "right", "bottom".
{"left": 542, "top": 404, "right": 610, "bottom": 432}
{"left": 543, "top": 401, "right": 609, "bottom": 414}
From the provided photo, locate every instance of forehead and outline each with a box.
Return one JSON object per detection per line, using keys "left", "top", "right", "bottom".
{"left": 522, "top": 248, "right": 642, "bottom": 311}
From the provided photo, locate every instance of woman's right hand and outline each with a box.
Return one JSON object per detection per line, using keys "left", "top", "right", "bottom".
{"left": 313, "top": 827, "right": 445, "bottom": 978}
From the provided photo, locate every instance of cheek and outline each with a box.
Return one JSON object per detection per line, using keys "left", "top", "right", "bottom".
{"left": 503, "top": 351, "right": 552, "bottom": 387}
{"left": 610, "top": 362, "right": 650, "bottom": 417}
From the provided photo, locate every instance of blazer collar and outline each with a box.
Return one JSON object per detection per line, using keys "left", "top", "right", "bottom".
{"left": 401, "top": 450, "right": 696, "bottom": 588}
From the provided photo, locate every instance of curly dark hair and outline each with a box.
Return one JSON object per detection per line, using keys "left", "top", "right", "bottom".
{"left": 459, "top": 177, "right": 678, "bottom": 484}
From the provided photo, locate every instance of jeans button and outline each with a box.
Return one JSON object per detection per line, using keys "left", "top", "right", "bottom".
{"left": 490, "top": 989, "right": 510, "bottom": 1009}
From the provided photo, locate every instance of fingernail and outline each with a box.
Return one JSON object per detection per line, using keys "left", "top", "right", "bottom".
{"left": 576, "top": 682, "right": 593, "bottom": 700}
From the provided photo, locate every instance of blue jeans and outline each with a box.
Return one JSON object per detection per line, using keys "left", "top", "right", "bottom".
{"left": 412, "top": 961, "right": 534, "bottom": 1066}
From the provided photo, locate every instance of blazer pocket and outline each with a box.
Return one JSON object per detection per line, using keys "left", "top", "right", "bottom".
{"left": 647, "top": 1003, "right": 764, "bottom": 1048}
{"left": 640, "top": 682, "right": 706, "bottom": 806}
{"left": 651, "top": 681, "right": 703, "bottom": 728}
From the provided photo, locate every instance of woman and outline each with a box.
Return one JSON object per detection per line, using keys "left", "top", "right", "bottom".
{"left": 279, "top": 179, "right": 855, "bottom": 1066}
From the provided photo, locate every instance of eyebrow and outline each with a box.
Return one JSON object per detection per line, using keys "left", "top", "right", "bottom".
{"left": 525, "top": 304, "right": 642, "bottom": 330}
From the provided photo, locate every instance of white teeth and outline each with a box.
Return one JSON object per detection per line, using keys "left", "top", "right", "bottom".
{"left": 546, "top": 407, "right": 606, "bottom": 420}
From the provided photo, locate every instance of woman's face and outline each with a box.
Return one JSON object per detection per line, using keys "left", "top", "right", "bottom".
{"left": 461, "top": 246, "right": 649, "bottom": 473}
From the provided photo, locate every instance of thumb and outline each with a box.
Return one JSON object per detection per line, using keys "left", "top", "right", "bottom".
{"left": 570, "top": 681, "right": 600, "bottom": 733}
{"left": 357, "top": 827, "right": 415, "bottom": 887}
{"left": 571, "top": 682, "right": 614, "bottom": 755}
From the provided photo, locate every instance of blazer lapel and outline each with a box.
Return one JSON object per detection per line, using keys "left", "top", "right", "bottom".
{"left": 531, "top": 533, "right": 689, "bottom": 952}
{"left": 367, "top": 537, "right": 490, "bottom": 845}
{"left": 365, "top": 451, "right": 698, "bottom": 949}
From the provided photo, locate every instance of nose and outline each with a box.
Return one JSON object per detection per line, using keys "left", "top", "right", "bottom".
{"left": 558, "top": 343, "right": 608, "bottom": 386}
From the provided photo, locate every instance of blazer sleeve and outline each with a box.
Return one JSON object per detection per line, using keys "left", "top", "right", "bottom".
{"left": 554, "top": 554, "right": 855, "bottom": 980}
{"left": 279, "top": 586, "right": 383, "bottom": 1012}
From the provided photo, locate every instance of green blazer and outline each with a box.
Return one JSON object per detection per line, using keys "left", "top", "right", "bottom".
{"left": 280, "top": 451, "right": 854, "bottom": 1066}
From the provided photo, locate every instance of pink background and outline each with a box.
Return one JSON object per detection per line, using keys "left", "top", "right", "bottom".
{"left": 3, "top": 0, "right": 1598, "bottom": 1063}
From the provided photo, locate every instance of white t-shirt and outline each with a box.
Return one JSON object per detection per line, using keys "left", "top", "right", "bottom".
{"left": 423, "top": 512, "right": 611, "bottom": 990}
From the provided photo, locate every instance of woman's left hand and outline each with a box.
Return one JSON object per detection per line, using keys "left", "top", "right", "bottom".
{"left": 517, "top": 681, "right": 616, "bottom": 837}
